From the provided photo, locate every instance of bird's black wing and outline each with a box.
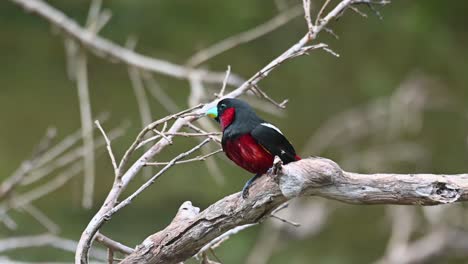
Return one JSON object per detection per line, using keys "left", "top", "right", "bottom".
{"left": 251, "top": 123, "right": 297, "bottom": 164}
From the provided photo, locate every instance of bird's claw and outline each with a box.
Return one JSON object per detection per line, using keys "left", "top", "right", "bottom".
{"left": 266, "top": 167, "right": 274, "bottom": 175}
{"left": 242, "top": 186, "right": 250, "bottom": 199}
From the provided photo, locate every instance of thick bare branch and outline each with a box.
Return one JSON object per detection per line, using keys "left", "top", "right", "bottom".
{"left": 278, "top": 158, "right": 467, "bottom": 204}
{"left": 73, "top": 0, "right": 391, "bottom": 262}
{"left": 120, "top": 157, "right": 467, "bottom": 264}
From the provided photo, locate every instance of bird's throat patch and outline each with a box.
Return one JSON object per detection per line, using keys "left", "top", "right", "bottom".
{"left": 220, "top": 107, "right": 235, "bottom": 130}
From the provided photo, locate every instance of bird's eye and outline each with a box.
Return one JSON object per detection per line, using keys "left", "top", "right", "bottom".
{"left": 220, "top": 103, "right": 227, "bottom": 110}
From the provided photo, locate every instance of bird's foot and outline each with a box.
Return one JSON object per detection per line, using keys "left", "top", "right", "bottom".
{"left": 242, "top": 186, "right": 250, "bottom": 199}
{"left": 266, "top": 167, "right": 274, "bottom": 175}
{"left": 272, "top": 156, "right": 283, "bottom": 175}
{"left": 241, "top": 174, "right": 261, "bottom": 199}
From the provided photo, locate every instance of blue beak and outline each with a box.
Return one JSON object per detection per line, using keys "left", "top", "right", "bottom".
{"left": 206, "top": 107, "right": 219, "bottom": 122}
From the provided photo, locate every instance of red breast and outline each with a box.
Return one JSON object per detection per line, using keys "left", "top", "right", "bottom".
{"left": 223, "top": 134, "right": 274, "bottom": 174}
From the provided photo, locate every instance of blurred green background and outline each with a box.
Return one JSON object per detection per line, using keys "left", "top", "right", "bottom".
{"left": 1, "top": 0, "right": 468, "bottom": 263}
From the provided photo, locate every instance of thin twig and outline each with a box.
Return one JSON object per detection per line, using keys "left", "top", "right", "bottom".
{"left": 145, "top": 149, "right": 222, "bottom": 166}
{"left": 196, "top": 223, "right": 258, "bottom": 258}
{"left": 315, "top": 0, "right": 332, "bottom": 26}
{"left": 95, "top": 120, "right": 118, "bottom": 175}
{"left": 142, "top": 71, "right": 179, "bottom": 114}
{"left": 302, "top": 0, "right": 314, "bottom": 35}
{"left": 151, "top": 128, "right": 173, "bottom": 145}
{"left": 107, "top": 248, "right": 114, "bottom": 264}
{"left": 252, "top": 85, "right": 288, "bottom": 109}
{"left": 0, "top": 234, "right": 107, "bottom": 261}
{"left": 20, "top": 203, "right": 60, "bottom": 234}
{"left": 186, "top": 123, "right": 222, "bottom": 144}
{"left": 21, "top": 123, "right": 126, "bottom": 186}
{"left": 271, "top": 202, "right": 289, "bottom": 215}
{"left": 0, "top": 210, "right": 17, "bottom": 230}
{"left": 216, "top": 65, "right": 231, "bottom": 98}
{"left": 126, "top": 37, "right": 153, "bottom": 179}
{"left": 106, "top": 138, "right": 213, "bottom": 219}
{"left": 186, "top": 6, "right": 302, "bottom": 67}
{"left": 270, "top": 213, "right": 301, "bottom": 227}
{"left": 137, "top": 132, "right": 221, "bottom": 149}
{"left": 31, "top": 113, "right": 109, "bottom": 170}
{"left": 96, "top": 233, "right": 134, "bottom": 255}
{"left": 127, "top": 38, "right": 152, "bottom": 129}
{"left": 116, "top": 104, "right": 204, "bottom": 178}
{"left": 76, "top": 48, "right": 95, "bottom": 209}
{"left": 9, "top": 162, "right": 84, "bottom": 209}
{"left": 0, "top": 128, "right": 57, "bottom": 201}
{"left": 129, "top": 67, "right": 152, "bottom": 127}
{"left": 349, "top": 5, "right": 368, "bottom": 18}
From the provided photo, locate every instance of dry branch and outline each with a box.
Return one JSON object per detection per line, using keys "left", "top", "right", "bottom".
{"left": 96, "top": 233, "right": 134, "bottom": 255}
{"left": 0, "top": 234, "right": 107, "bottom": 261}
{"left": 70, "top": 0, "right": 391, "bottom": 262}
{"left": 186, "top": 6, "right": 302, "bottom": 67}
{"left": 9, "top": 0, "right": 243, "bottom": 86}
{"left": 120, "top": 157, "right": 468, "bottom": 264}
{"left": 0, "top": 128, "right": 56, "bottom": 201}
{"left": 75, "top": 49, "right": 95, "bottom": 209}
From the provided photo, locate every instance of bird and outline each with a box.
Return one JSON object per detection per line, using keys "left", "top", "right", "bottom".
{"left": 206, "top": 98, "right": 301, "bottom": 198}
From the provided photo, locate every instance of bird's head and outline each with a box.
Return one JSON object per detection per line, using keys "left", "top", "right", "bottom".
{"left": 206, "top": 98, "right": 258, "bottom": 130}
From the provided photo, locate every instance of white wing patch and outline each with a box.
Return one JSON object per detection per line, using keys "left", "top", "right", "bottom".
{"left": 261, "top": 123, "right": 283, "bottom": 135}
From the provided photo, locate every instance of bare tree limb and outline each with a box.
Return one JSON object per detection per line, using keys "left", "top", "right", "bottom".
{"left": 120, "top": 157, "right": 467, "bottom": 264}
{"left": 142, "top": 72, "right": 179, "bottom": 114}
{"left": 106, "top": 138, "right": 213, "bottom": 219}
{"left": 76, "top": 49, "right": 95, "bottom": 209}
{"left": 196, "top": 223, "right": 258, "bottom": 258}
{"left": 8, "top": 0, "right": 244, "bottom": 86}
{"left": 72, "top": 0, "right": 391, "bottom": 262}
{"left": 129, "top": 64, "right": 152, "bottom": 129}
{"left": 8, "top": 162, "right": 84, "bottom": 210}
{"left": 215, "top": 66, "right": 231, "bottom": 99}
{"left": 0, "top": 234, "right": 107, "bottom": 261}
{"left": 375, "top": 228, "right": 468, "bottom": 264}
{"left": 95, "top": 120, "right": 118, "bottom": 175}
{"left": 186, "top": 5, "right": 302, "bottom": 67}
{"left": 22, "top": 113, "right": 109, "bottom": 178}
{"left": 144, "top": 149, "right": 222, "bottom": 167}
{"left": 19, "top": 203, "right": 60, "bottom": 234}
{"left": 0, "top": 128, "right": 56, "bottom": 201}
{"left": 21, "top": 123, "right": 125, "bottom": 187}
{"left": 96, "top": 233, "right": 134, "bottom": 255}
{"left": 302, "top": 0, "right": 314, "bottom": 34}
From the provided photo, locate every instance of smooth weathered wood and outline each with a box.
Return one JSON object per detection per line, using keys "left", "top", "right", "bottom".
{"left": 121, "top": 157, "right": 468, "bottom": 264}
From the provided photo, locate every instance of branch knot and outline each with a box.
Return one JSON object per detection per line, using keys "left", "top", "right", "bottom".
{"left": 279, "top": 157, "right": 341, "bottom": 198}
{"left": 428, "top": 181, "right": 462, "bottom": 204}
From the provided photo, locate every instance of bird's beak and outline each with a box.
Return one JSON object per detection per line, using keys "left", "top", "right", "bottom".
{"left": 206, "top": 107, "right": 219, "bottom": 122}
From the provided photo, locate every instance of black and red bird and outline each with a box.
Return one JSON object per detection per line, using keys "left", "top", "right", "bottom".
{"left": 206, "top": 98, "right": 300, "bottom": 198}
